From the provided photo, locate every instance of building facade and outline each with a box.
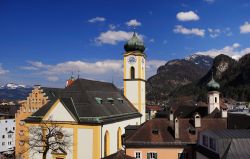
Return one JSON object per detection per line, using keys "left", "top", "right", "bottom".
{"left": 24, "top": 78, "right": 142, "bottom": 159}
{"left": 0, "top": 119, "right": 15, "bottom": 155}
{"left": 15, "top": 85, "right": 62, "bottom": 158}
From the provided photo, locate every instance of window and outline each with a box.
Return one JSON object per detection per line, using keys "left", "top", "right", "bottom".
{"left": 5, "top": 120, "right": 7, "bottom": 123}
{"left": 209, "top": 137, "right": 216, "bottom": 150}
{"left": 107, "top": 98, "right": 114, "bottom": 104}
{"left": 5, "top": 128, "right": 7, "bottom": 131}
{"left": 95, "top": 97, "right": 103, "bottom": 104}
{"left": 135, "top": 152, "right": 141, "bottom": 159}
{"left": 203, "top": 135, "right": 208, "bottom": 146}
{"left": 147, "top": 152, "right": 157, "bottom": 159}
{"left": 2, "top": 135, "right": 5, "bottom": 139}
{"left": 117, "top": 98, "right": 123, "bottom": 103}
{"left": 13, "top": 127, "right": 15, "bottom": 130}
{"left": 8, "top": 134, "right": 12, "bottom": 138}
{"left": 178, "top": 153, "right": 188, "bottom": 159}
{"left": 130, "top": 67, "right": 135, "bottom": 79}
{"left": 2, "top": 142, "right": 5, "bottom": 146}
{"left": 215, "top": 97, "right": 217, "bottom": 103}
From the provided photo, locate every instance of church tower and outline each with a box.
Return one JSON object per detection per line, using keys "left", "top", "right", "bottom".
{"left": 123, "top": 32, "right": 146, "bottom": 123}
{"left": 207, "top": 74, "right": 220, "bottom": 114}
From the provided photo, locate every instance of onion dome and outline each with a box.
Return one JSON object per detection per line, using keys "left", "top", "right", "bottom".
{"left": 124, "top": 32, "right": 145, "bottom": 53}
{"left": 207, "top": 76, "right": 220, "bottom": 91}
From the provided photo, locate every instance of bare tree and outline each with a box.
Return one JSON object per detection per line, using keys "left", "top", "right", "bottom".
{"left": 21, "top": 120, "right": 72, "bottom": 159}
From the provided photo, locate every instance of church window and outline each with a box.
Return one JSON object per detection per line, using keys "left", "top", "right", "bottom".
{"left": 117, "top": 127, "right": 122, "bottom": 150}
{"left": 104, "top": 131, "right": 110, "bottom": 157}
{"left": 130, "top": 67, "right": 135, "bottom": 79}
{"left": 95, "top": 97, "right": 103, "bottom": 104}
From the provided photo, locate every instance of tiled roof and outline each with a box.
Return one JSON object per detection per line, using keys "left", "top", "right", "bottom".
{"left": 103, "top": 150, "right": 135, "bottom": 159}
{"left": 124, "top": 119, "right": 192, "bottom": 147}
{"left": 25, "top": 78, "right": 141, "bottom": 124}
{"left": 197, "top": 130, "right": 250, "bottom": 159}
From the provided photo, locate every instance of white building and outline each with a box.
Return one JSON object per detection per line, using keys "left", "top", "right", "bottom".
{"left": 0, "top": 118, "right": 15, "bottom": 155}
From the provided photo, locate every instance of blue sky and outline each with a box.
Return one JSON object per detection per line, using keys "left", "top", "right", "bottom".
{"left": 0, "top": 0, "right": 250, "bottom": 87}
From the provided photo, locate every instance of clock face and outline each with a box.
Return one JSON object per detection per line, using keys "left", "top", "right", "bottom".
{"left": 128, "top": 56, "right": 136, "bottom": 64}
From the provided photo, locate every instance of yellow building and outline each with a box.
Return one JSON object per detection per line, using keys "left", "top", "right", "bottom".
{"left": 15, "top": 85, "right": 62, "bottom": 159}
{"left": 24, "top": 79, "right": 142, "bottom": 159}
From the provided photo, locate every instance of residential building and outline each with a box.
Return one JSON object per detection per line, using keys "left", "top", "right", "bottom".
{"left": 123, "top": 75, "right": 228, "bottom": 159}
{"left": 0, "top": 119, "right": 15, "bottom": 155}
{"left": 196, "top": 129, "right": 250, "bottom": 159}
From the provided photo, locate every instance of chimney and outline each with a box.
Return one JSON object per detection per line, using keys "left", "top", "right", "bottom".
{"left": 169, "top": 110, "right": 173, "bottom": 122}
{"left": 194, "top": 113, "right": 201, "bottom": 128}
{"left": 222, "top": 108, "right": 228, "bottom": 118}
{"left": 174, "top": 117, "right": 179, "bottom": 139}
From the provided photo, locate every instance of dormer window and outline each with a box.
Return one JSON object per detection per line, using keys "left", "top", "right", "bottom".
{"left": 95, "top": 97, "right": 103, "bottom": 104}
{"left": 117, "top": 98, "right": 123, "bottom": 103}
{"left": 152, "top": 129, "right": 159, "bottom": 135}
{"left": 107, "top": 98, "right": 114, "bottom": 104}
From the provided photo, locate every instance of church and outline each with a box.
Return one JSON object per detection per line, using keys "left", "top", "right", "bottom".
{"left": 19, "top": 32, "right": 146, "bottom": 159}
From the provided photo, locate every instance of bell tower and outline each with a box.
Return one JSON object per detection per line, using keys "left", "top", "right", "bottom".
{"left": 123, "top": 32, "right": 146, "bottom": 123}
{"left": 207, "top": 74, "right": 220, "bottom": 114}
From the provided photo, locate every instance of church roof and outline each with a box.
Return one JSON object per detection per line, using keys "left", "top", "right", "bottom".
{"left": 207, "top": 77, "right": 220, "bottom": 90}
{"left": 25, "top": 78, "right": 141, "bottom": 124}
{"left": 124, "top": 32, "right": 145, "bottom": 53}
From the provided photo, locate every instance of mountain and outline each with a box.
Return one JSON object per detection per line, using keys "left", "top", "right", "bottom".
{"left": 146, "top": 54, "right": 213, "bottom": 103}
{"left": 0, "top": 83, "right": 32, "bottom": 100}
{"left": 0, "top": 83, "right": 30, "bottom": 89}
{"left": 171, "top": 53, "right": 250, "bottom": 102}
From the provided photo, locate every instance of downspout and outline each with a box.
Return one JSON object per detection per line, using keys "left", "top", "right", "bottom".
{"left": 101, "top": 124, "right": 103, "bottom": 159}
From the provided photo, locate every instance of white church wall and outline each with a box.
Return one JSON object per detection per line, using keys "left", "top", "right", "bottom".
{"left": 101, "top": 117, "right": 140, "bottom": 157}
{"left": 78, "top": 128, "right": 93, "bottom": 159}
{"left": 43, "top": 101, "right": 75, "bottom": 122}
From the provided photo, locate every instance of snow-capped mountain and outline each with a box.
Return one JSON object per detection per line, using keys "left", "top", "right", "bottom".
{"left": 185, "top": 53, "right": 214, "bottom": 70}
{"left": 0, "top": 83, "right": 31, "bottom": 89}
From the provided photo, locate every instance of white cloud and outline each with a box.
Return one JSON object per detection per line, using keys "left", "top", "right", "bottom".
{"left": 173, "top": 25, "right": 205, "bottom": 37}
{"left": 21, "top": 59, "right": 165, "bottom": 86}
{"left": 88, "top": 17, "right": 106, "bottom": 23}
{"left": 176, "top": 11, "right": 200, "bottom": 21}
{"left": 149, "top": 38, "right": 155, "bottom": 43}
{"left": 204, "top": 0, "right": 215, "bottom": 4}
{"left": 126, "top": 19, "right": 141, "bottom": 27}
{"left": 95, "top": 30, "right": 143, "bottom": 45}
{"left": 193, "top": 43, "right": 250, "bottom": 60}
{"left": 208, "top": 28, "right": 221, "bottom": 38}
{"left": 240, "top": 21, "right": 250, "bottom": 34}
{"left": 0, "top": 64, "right": 9, "bottom": 75}
{"left": 108, "top": 24, "right": 116, "bottom": 30}
{"left": 47, "top": 76, "right": 59, "bottom": 82}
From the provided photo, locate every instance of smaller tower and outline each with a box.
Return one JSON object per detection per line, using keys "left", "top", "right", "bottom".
{"left": 207, "top": 74, "right": 220, "bottom": 114}
{"left": 66, "top": 73, "right": 75, "bottom": 87}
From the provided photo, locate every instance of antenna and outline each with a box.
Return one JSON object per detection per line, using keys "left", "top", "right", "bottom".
{"left": 77, "top": 70, "right": 80, "bottom": 79}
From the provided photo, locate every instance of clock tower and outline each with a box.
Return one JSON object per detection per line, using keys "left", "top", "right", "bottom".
{"left": 123, "top": 32, "right": 146, "bottom": 123}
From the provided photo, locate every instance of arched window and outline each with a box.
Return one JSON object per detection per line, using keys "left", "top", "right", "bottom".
{"left": 104, "top": 131, "right": 110, "bottom": 157}
{"left": 130, "top": 67, "right": 135, "bottom": 79}
{"left": 215, "top": 97, "right": 217, "bottom": 103}
{"left": 117, "top": 127, "right": 122, "bottom": 150}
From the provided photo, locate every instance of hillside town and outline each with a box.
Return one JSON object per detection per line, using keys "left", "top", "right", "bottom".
{"left": 0, "top": 31, "right": 250, "bottom": 159}
{"left": 1, "top": 1, "right": 250, "bottom": 159}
